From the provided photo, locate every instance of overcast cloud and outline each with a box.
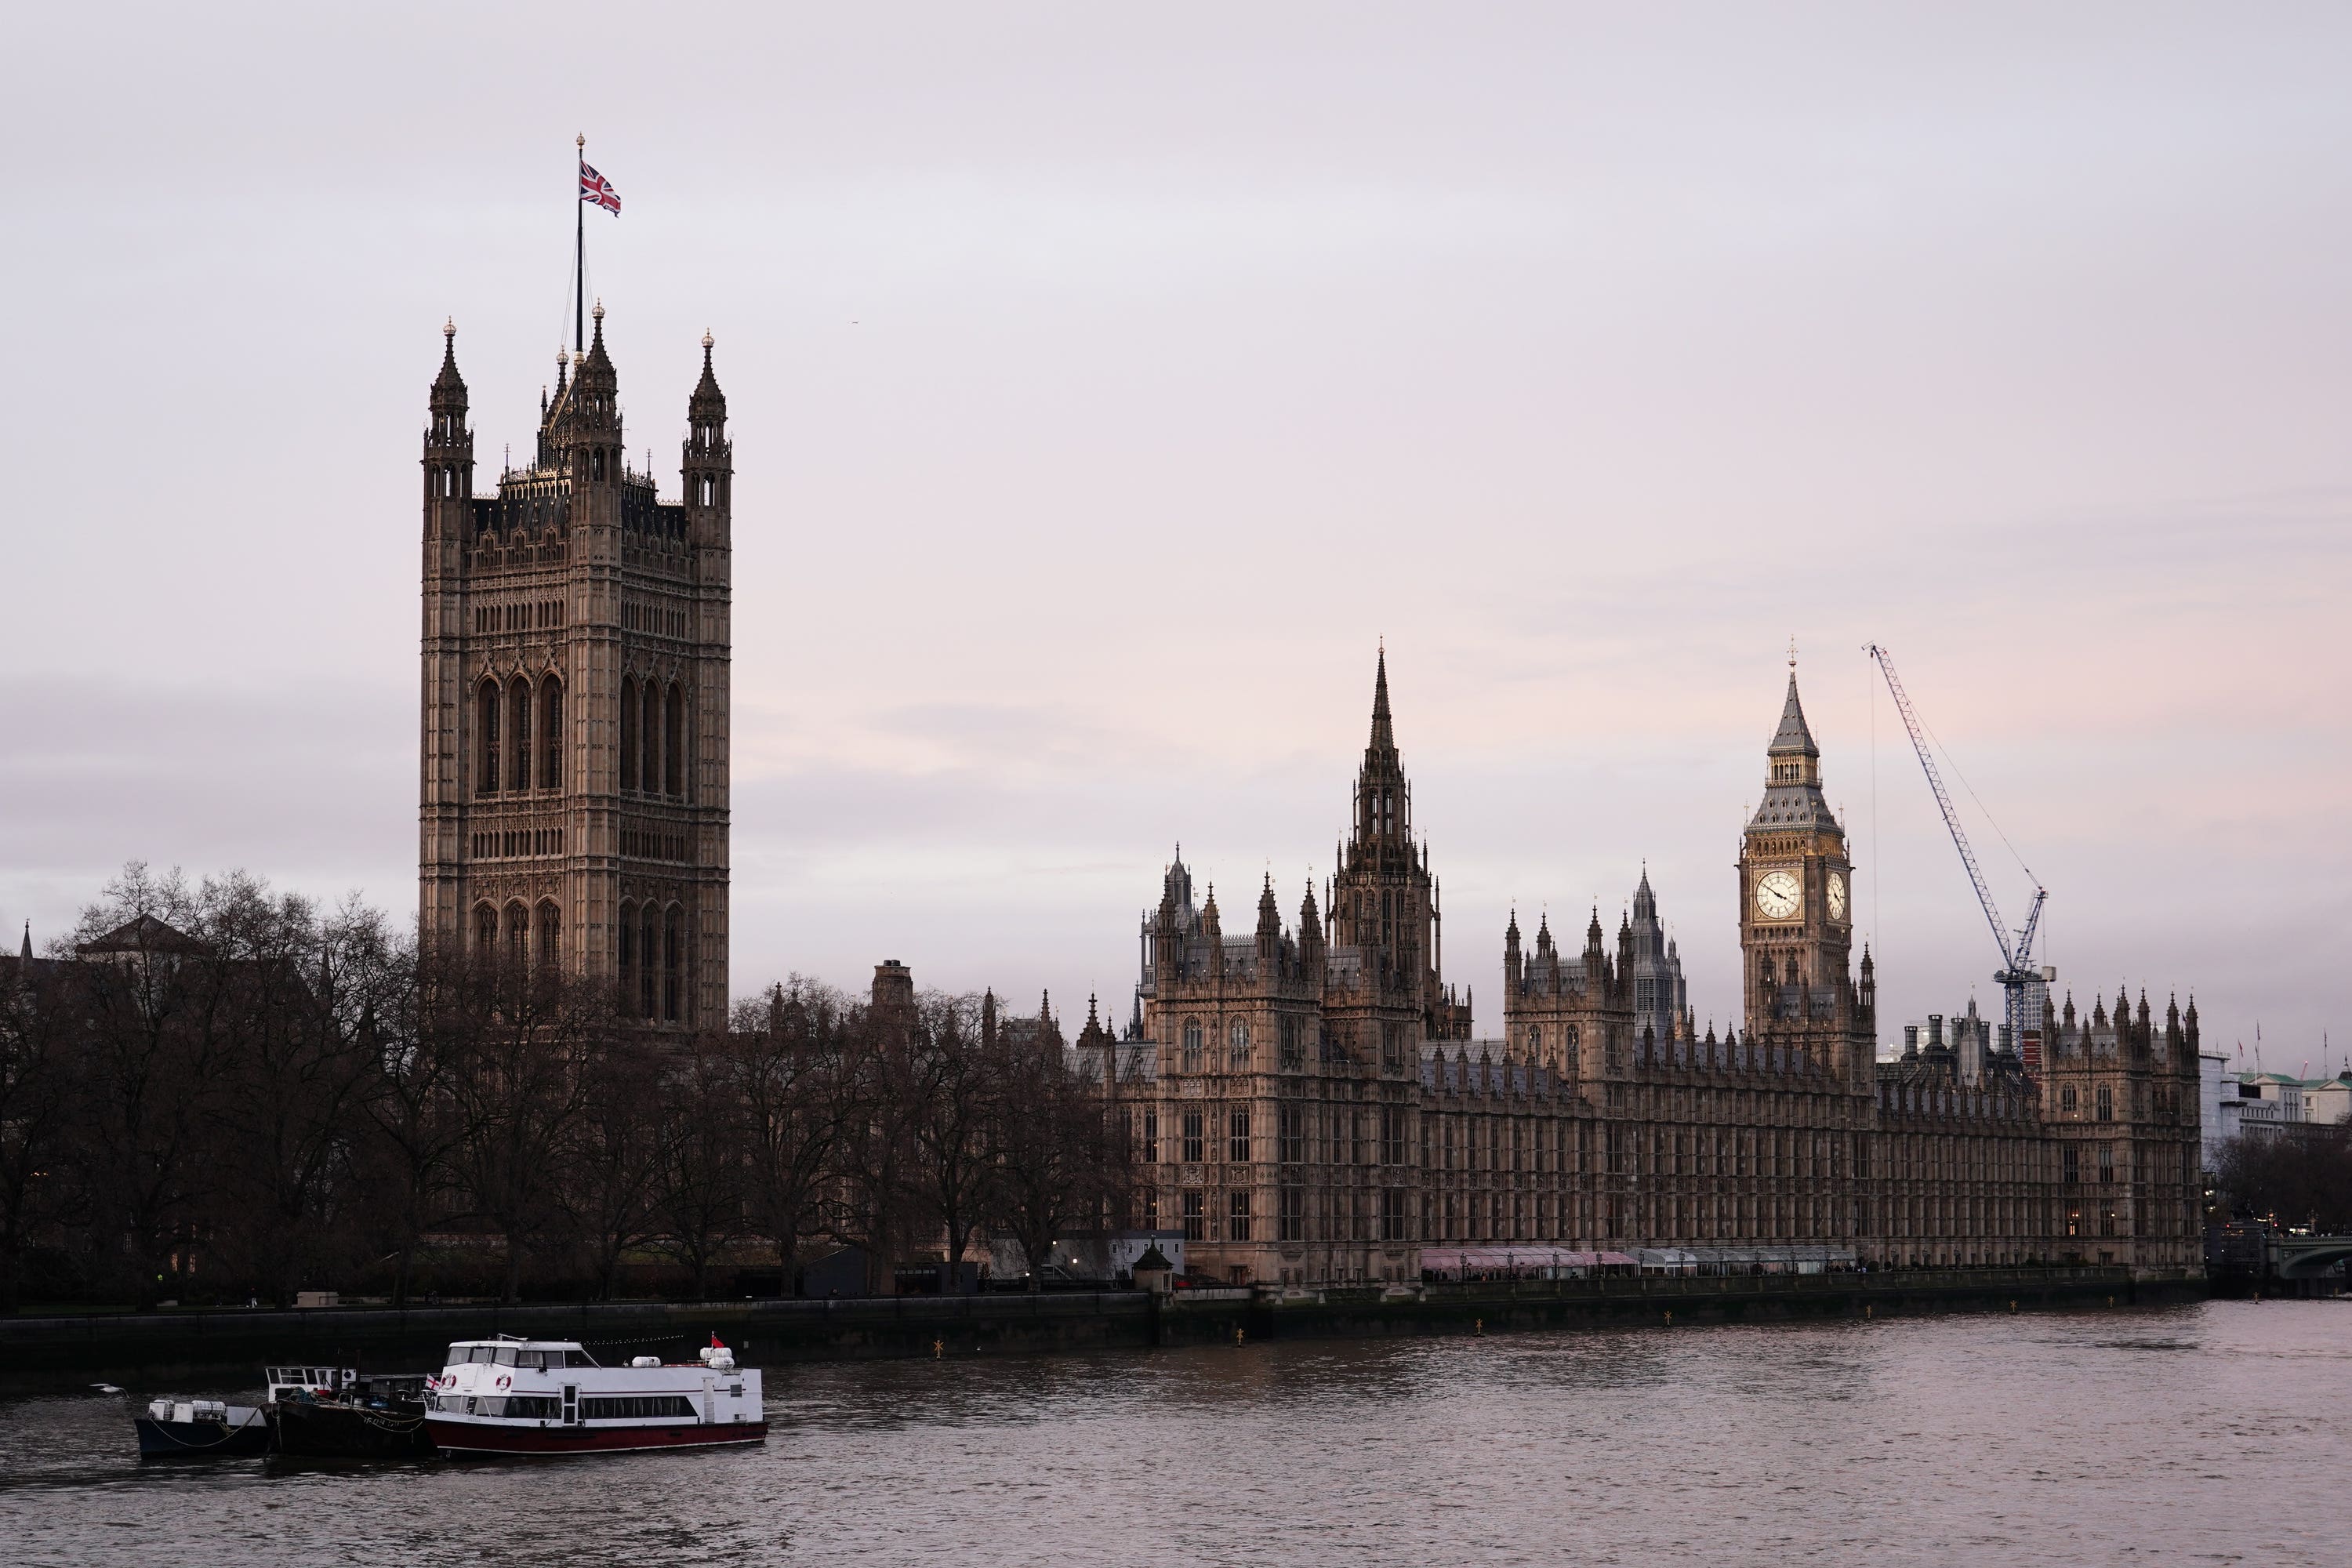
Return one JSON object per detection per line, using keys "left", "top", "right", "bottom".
{"left": 3, "top": 4, "right": 2347, "bottom": 1065}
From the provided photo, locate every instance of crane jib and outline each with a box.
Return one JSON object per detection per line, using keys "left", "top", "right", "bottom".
{"left": 1864, "top": 644, "right": 2050, "bottom": 1054}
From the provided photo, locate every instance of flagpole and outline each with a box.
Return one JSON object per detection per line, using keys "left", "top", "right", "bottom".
{"left": 574, "top": 134, "right": 586, "bottom": 356}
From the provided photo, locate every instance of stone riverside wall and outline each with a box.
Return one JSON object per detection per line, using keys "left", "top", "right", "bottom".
{"left": 0, "top": 1294, "right": 1156, "bottom": 1379}
{"left": 1159, "top": 1264, "right": 2203, "bottom": 1348}
{"left": 0, "top": 1267, "right": 2201, "bottom": 1379}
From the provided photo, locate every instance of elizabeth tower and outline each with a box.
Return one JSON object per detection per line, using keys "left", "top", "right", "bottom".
{"left": 1737, "top": 660, "right": 1865, "bottom": 1069}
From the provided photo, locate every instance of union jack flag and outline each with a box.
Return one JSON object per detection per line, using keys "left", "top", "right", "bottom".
{"left": 579, "top": 161, "right": 621, "bottom": 215}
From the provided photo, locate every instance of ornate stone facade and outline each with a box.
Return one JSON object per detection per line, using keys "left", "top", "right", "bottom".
{"left": 1106, "top": 652, "right": 1469, "bottom": 1287}
{"left": 2036, "top": 988, "right": 2206, "bottom": 1269}
{"left": 418, "top": 308, "right": 731, "bottom": 1024}
{"left": 1089, "top": 651, "right": 2203, "bottom": 1284}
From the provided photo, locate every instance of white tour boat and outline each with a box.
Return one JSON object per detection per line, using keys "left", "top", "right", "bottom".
{"left": 423, "top": 1334, "right": 764, "bottom": 1456}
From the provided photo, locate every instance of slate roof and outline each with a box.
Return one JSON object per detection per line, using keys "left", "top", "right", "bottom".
{"left": 1769, "top": 671, "right": 1819, "bottom": 757}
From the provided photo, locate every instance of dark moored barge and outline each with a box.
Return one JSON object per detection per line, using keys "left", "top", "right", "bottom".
{"left": 267, "top": 1364, "right": 435, "bottom": 1458}
{"left": 134, "top": 1397, "right": 272, "bottom": 1457}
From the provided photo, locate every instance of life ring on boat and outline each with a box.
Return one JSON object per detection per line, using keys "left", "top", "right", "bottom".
{"left": 497, "top": 1374, "right": 510, "bottom": 1389}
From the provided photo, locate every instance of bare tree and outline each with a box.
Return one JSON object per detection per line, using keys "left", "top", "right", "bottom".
{"left": 909, "top": 991, "right": 1000, "bottom": 1294}
{"left": 651, "top": 1030, "right": 747, "bottom": 1301}
{"left": 0, "top": 938, "right": 72, "bottom": 1312}
{"left": 212, "top": 889, "right": 394, "bottom": 1304}
{"left": 67, "top": 866, "right": 255, "bottom": 1305}
{"left": 357, "top": 934, "right": 469, "bottom": 1307}
{"left": 730, "top": 981, "right": 847, "bottom": 1296}
{"left": 560, "top": 1039, "right": 666, "bottom": 1300}
{"left": 986, "top": 1002, "right": 1128, "bottom": 1290}
{"left": 437, "top": 950, "right": 608, "bottom": 1302}
{"left": 829, "top": 988, "right": 929, "bottom": 1295}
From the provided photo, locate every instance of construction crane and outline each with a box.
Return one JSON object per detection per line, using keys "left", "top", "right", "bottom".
{"left": 1864, "top": 644, "right": 2052, "bottom": 1065}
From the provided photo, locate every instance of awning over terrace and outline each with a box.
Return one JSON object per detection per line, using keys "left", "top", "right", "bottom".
{"left": 1419, "top": 1247, "right": 1637, "bottom": 1275}
{"left": 1418, "top": 1244, "right": 1860, "bottom": 1276}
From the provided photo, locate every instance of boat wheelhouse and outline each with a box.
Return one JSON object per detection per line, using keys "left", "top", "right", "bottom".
{"left": 424, "top": 1334, "right": 764, "bottom": 1456}
{"left": 266, "top": 1364, "right": 358, "bottom": 1403}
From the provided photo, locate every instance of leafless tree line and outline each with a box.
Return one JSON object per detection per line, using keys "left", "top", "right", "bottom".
{"left": 2212, "top": 1125, "right": 2352, "bottom": 1235}
{"left": 0, "top": 864, "right": 1129, "bottom": 1312}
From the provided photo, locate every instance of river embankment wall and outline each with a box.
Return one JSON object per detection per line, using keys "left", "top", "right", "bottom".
{"left": 0, "top": 1266, "right": 2201, "bottom": 1381}
{"left": 1167, "top": 1264, "right": 2205, "bottom": 1348}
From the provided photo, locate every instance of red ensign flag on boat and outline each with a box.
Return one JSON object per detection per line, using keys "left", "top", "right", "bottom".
{"left": 579, "top": 161, "right": 621, "bottom": 214}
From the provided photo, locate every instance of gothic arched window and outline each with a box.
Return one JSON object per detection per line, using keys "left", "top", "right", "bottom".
{"left": 535, "top": 901, "right": 561, "bottom": 968}
{"left": 2096, "top": 1084, "right": 2113, "bottom": 1123}
{"left": 639, "top": 907, "right": 659, "bottom": 1019}
{"left": 641, "top": 681, "right": 660, "bottom": 794}
{"left": 2060, "top": 1086, "right": 2078, "bottom": 1116}
{"left": 619, "top": 676, "right": 638, "bottom": 793}
{"left": 664, "top": 684, "right": 685, "bottom": 799}
{"left": 1181, "top": 1019, "right": 1203, "bottom": 1073}
{"left": 662, "top": 906, "right": 684, "bottom": 1023}
{"left": 474, "top": 903, "right": 497, "bottom": 952}
{"left": 616, "top": 900, "right": 637, "bottom": 1014}
{"left": 507, "top": 677, "right": 532, "bottom": 792}
{"left": 503, "top": 902, "right": 528, "bottom": 967}
{"left": 539, "top": 677, "right": 563, "bottom": 791}
{"left": 1527, "top": 1025, "right": 1542, "bottom": 1054}
{"left": 1228, "top": 1019, "right": 1250, "bottom": 1068}
{"left": 477, "top": 680, "right": 501, "bottom": 795}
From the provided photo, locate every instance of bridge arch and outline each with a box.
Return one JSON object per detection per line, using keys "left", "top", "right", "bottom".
{"left": 2277, "top": 1240, "right": 2352, "bottom": 1279}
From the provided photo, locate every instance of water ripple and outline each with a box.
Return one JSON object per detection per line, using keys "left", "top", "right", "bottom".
{"left": 0, "top": 1301, "right": 2344, "bottom": 1566}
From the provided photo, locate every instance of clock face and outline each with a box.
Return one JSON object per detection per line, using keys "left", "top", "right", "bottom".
{"left": 1755, "top": 869, "right": 1802, "bottom": 921}
{"left": 1827, "top": 872, "right": 1848, "bottom": 921}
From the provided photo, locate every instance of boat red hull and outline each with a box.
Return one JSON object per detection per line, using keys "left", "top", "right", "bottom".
{"left": 425, "top": 1418, "right": 767, "bottom": 1456}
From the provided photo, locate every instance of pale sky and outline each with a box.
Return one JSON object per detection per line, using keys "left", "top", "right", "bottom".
{"left": 4, "top": 4, "right": 2347, "bottom": 1065}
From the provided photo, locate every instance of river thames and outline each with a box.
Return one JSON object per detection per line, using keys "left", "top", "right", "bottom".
{"left": 1, "top": 1298, "right": 2343, "bottom": 1566}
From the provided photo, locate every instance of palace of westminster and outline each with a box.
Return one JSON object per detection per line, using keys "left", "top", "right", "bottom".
{"left": 419, "top": 299, "right": 2205, "bottom": 1290}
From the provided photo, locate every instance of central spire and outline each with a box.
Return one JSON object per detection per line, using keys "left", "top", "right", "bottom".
{"left": 1769, "top": 669, "right": 1818, "bottom": 759}
{"left": 1350, "top": 644, "right": 1410, "bottom": 854}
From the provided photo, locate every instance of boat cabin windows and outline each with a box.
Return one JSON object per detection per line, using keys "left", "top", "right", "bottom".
{"left": 580, "top": 1395, "right": 698, "bottom": 1421}
{"left": 445, "top": 1342, "right": 597, "bottom": 1369}
{"left": 265, "top": 1365, "right": 352, "bottom": 1397}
